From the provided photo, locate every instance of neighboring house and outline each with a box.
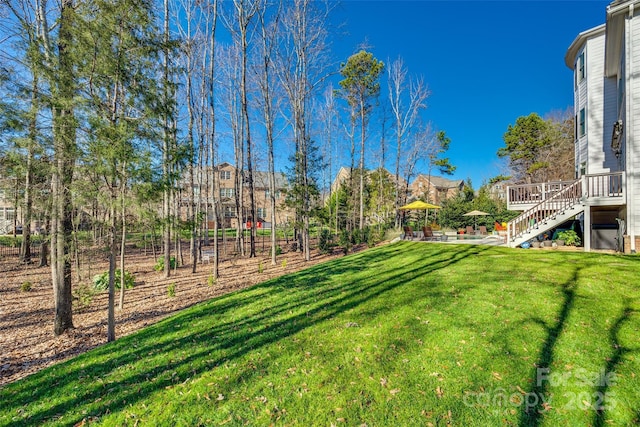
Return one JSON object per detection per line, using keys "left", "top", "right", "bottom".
{"left": 488, "top": 181, "right": 508, "bottom": 202}
{"left": 507, "top": 0, "right": 638, "bottom": 252}
{"left": 329, "top": 166, "right": 408, "bottom": 195}
{"left": 409, "top": 175, "right": 464, "bottom": 205}
{"left": 179, "top": 163, "right": 291, "bottom": 230}
{"left": 0, "top": 188, "right": 17, "bottom": 235}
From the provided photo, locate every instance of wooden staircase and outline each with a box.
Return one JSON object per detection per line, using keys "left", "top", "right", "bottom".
{"left": 507, "top": 179, "right": 584, "bottom": 248}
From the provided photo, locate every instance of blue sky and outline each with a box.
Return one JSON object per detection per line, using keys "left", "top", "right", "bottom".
{"left": 329, "top": 0, "right": 611, "bottom": 188}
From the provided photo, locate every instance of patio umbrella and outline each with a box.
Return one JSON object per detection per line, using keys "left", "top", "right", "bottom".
{"left": 399, "top": 200, "right": 442, "bottom": 226}
{"left": 463, "top": 210, "right": 490, "bottom": 231}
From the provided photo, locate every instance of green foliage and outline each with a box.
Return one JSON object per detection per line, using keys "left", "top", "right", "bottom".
{"left": 431, "top": 131, "right": 456, "bottom": 175}
{"left": 557, "top": 230, "right": 581, "bottom": 246}
{"left": 318, "top": 228, "right": 334, "bottom": 254}
{"left": 258, "top": 262, "right": 263, "bottom": 274}
{"left": 167, "top": 283, "right": 176, "bottom": 298}
{"left": 281, "top": 259, "right": 287, "bottom": 269}
{"left": 93, "top": 269, "right": 135, "bottom": 291}
{"left": 269, "top": 245, "right": 282, "bottom": 256}
{"left": 498, "top": 112, "right": 574, "bottom": 183}
{"left": 207, "top": 275, "right": 216, "bottom": 287}
{"left": 154, "top": 256, "right": 176, "bottom": 272}
{"left": 20, "top": 281, "right": 32, "bottom": 292}
{"left": 72, "top": 283, "right": 96, "bottom": 311}
{"left": 338, "top": 229, "right": 352, "bottom": 254}
{"left": 338, "top": 50, "right": 385, "bottom": 111}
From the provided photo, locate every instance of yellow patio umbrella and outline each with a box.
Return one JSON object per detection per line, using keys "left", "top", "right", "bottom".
{"left": 399, "top": 200, "right": 442, "bottom": 210}
{"left": 399, "top": 200, "right": 442, "bottom": 226}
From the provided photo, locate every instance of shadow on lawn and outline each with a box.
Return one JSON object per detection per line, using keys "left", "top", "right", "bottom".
{"left": 0, "top": 242, "right": 485, "bottom": 426}
{"left": 593, "top": 302, "right": 637, "bottom": 427}
{"left": 519, "top": 269, "right": 577, "bottom": 427}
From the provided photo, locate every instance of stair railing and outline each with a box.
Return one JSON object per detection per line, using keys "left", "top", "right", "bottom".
{"left": 508, "top": 179, "right": 583, "bottom": 243}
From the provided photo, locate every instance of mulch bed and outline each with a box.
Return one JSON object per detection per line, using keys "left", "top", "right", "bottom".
{"left": 0, "top": 245, "right": 355, "bottom": 387}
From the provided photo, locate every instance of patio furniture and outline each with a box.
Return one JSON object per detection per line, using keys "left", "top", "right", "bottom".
{"left": 422, "top": 226, "right": 438, "bottom": 241}
{"left": 466, "top": 226, "right": 475, "bottom": 235}
{"left": 403, "top": 226, "right": 415, "bottom": 240}
{"left": 478, "top": 225, "right": 488, "bottom": 235}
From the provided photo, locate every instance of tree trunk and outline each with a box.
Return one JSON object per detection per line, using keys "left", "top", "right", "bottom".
{"left": 119, "top": 165, "right": 126, "bottom": 310}
{"left": 52, "top": 0, "right": 76, "bottom": 336}
{"left": 107, "top": 189, "right": 117, "bottom": 342}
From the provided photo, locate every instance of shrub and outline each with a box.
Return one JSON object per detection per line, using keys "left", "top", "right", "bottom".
{"left": 258, "top": 262, "right": 264, "bottom": 274}
{"left": 318, "top": 228, "right": 333, "bottom": 254}
{"left": 269, "top": 245, "right": 282, "bottom": 256}
{"left": 154, "top": 256, "right": 176, "bottom": 272}
{"left": 167, "top": 283, "right": 176, "bottom": 297}
{"left": 281, "top": 259, "right": 287, "bottom": 269}
{"left": 339, "top": 230, "right": 352, "bottom": 254}
{"left": 20, "top": 281, "right": 32, "bottom": 292}
{"left": 93, "top": 269, "right": 135, "bottom": 291}
{"left": 557, "top": 230, "right": 581, "bottom": 246}
{"left": 207, "top": 275, "right": 215, "bottom": 287}
{"left": 73, "top": 283, "right": 95, "bottom": 310}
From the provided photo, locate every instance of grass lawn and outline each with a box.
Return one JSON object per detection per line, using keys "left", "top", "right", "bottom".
{"left": 1, "top": 242, "right": 639, "bottom": 426}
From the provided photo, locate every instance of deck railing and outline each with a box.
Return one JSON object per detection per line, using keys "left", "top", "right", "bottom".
{"left": 508, "top": 179, "right": 582, "bottom": 242}
{"left": 507, "top": 180, "right": 575, "bottom": 206}
{"left": 585, "top": 172, "right": 623, "bottom": 198}
{"left": 507, "top": 172, "right": 625, "bottom": 245}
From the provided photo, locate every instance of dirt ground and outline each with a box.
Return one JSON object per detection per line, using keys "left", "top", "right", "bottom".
{"left": 0, "top": 245, "right": 348, "bottom": 388}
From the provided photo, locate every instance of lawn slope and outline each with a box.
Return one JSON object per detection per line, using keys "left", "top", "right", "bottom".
{"left": 1, "top": 242, "right": 639, "bottom": 426}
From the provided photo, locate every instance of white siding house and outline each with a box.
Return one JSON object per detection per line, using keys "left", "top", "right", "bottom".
{"left": 506, "top": 0, "right": 640, "bottom": 252}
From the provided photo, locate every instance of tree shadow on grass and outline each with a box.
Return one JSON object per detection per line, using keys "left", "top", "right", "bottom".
{"left": 519, "top": 269, "right": 578, "bottom": 427}
{"left": 0, "top": 243, "right": 486, "bottom": 425}
{"left": 593, "top": 301, "right": 638, "bottom": 427}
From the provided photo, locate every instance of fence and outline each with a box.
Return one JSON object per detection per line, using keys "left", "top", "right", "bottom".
{"left": 0, "top": 232, "right": 325, "bottom": 264}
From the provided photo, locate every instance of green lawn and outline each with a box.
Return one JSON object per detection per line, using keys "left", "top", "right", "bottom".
{"left": 1, "top": 242, "right": 639, "bottom": 426}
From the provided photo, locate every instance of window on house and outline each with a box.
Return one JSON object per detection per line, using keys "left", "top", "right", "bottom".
{"left": 577, "top": 51, "right": 585, "bottom": 83}
{"left": 5, "top": 208, "right": 15, "bottom": 221}
{"left": 223, "top": 206, "right": 236, "bottom": 218}
{"left": 220, "top": 170, "right": 231, "bottom": 180}
{"left": 257, "top": 208, "right": 266, "bottom": 219}
{"left": 265, "top": 190, "right": 281, "bottom": 199}
{"left": 579, "top": 108, "right": 586, "bottom": 137}
{"left": 220, "top": 187, "right": 235, "bottom": 198}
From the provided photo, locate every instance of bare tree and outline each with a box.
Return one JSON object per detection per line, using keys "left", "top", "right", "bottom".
{"left": 387, "top": 56, "right": 429, "bottom": 227}
{"left": 276, "top": 0, "right": 332, "bottom": 260}
{"left": 255, "top": 1, "right": 282, "bottom": 265}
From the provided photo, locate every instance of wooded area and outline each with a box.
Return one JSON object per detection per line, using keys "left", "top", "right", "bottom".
{"left": 0, "top": 0, "right": 456, "bottom": 340}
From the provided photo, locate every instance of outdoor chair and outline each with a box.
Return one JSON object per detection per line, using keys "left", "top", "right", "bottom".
{"left": 403, "top": 226, "right": 415, "bottom": 240}
{"left": 494, "top": 221, "right": 506, "bottom": 231}
{"left": 422, "top": 226, "right": 438, "bottom": 241}
{"left": 466, "top": 226, "right": 475, "bottom": 235}
{"left": 478, "top": 225, "right": 488, "bottom": 235}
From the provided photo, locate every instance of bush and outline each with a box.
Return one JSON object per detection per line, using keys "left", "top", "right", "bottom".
{"left": 318, "top": 228, "right": 333, "bottom": 254}
{"left": 154, "top": 256, "right": 176, "bottom": 272}
{"left": 73, "top": 283, "right": 96, "bottom": 310}
{"left": 167, "top": 283, "right": 176, "bottom": 297}
{"left": 557, "top": 230, "right": 581, "bottom": 246}
{"left": 269, "top": 245, "right": 282, "bottom": 256}
{"left": 93, "top": 269, "right": 135, "bottom": 291}
{"left": 20, "top": 281, "right": 32, "bottom": 292}
{"left": 207, "top": 275, "right": 215, "bottom": 287}
{"left": 339, "top": 230, "right": 352, "bottom": 254}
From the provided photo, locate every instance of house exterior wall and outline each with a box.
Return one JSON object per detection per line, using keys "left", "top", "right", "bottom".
{"left": 408, "top": 175, "right": 462, "bottom": 205}
{"left": 626, "top": 8, "right": 640, "bottom": 237}
{"left": 566, "top": 1, "right": 640, "bottom": 248}
{"left": 180, "top": 164, "right": 291, "bottom": 230}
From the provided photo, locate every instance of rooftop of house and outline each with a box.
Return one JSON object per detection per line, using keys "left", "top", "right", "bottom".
{"left": 413, "top": 174, "right": 464, "bottom": 189}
